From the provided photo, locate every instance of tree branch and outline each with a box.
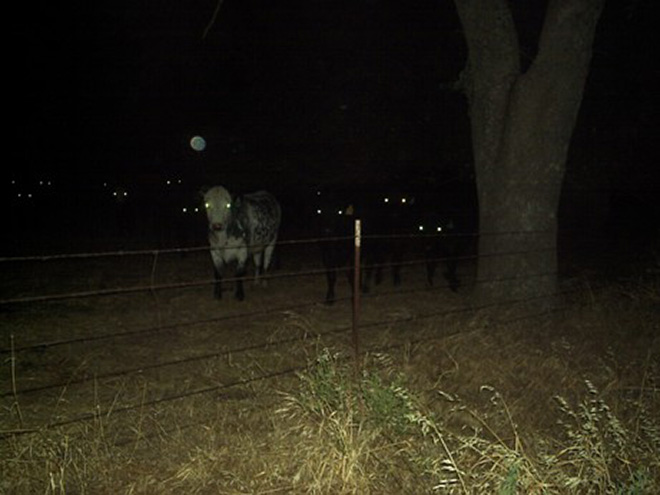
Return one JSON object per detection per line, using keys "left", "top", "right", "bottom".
{"left": 203, "top": 0, "right": 225, "bottom": 40}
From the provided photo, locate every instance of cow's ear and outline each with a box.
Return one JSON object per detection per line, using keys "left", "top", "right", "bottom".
{"left": 199, "top": 186, "right": 211, "bottom": 197}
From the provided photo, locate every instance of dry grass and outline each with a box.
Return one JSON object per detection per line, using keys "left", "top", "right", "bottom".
{"left": 1, "top": 262, "right": 659, "bottom": 493}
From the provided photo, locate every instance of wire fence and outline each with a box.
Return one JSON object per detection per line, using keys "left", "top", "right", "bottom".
{"left": 0, "top": 226, "right": 627, "bottom": 439}
{"left": 0, "top": 228, "right": 561, "bottom": 306}
{"left": 1, "top": 284, "right": 602, "bottom": 440}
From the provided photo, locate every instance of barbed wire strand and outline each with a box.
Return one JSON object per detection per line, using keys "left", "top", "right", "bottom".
{"left": 0, "top": 227, "right": 554, "bottom": 264}
{"left": 0, "top": 229, "right": 622, "bottom": 438}
{"left": 0, "top": 286, "right": 605, "bottom": 440}
{"left": 0, "top": 245, "right": 554, "bottom": 307}
{"left": 1, "top": 262, "right": 564, "bottom": 355}
{"left": 2, "top": 278, "right": 604, "bottom": 399}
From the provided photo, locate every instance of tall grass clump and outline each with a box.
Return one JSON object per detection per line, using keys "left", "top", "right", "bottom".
{"left": 277, "top": 350, "right": 524, "bottom": 493}
{"left": 543, "top": 380, "right": 659, "bottom": 494}
{"left": 277, "top": 348, "right": 659, "bottom": 494}
{"left": 277, "top": 349, "right": 411, "bottom": 494}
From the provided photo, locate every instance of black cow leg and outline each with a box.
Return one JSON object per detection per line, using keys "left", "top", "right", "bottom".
{"left": 426, "top": 260, "right": 436, "bottom": 287}
{"left": 213, "top": 267, "right": 223, "bottom": 299}
{"left": 325, "top": 269, "right": 336, "bottom": 305}
{"left": 374, "top": 266, "right": 383, "bottom": 286}
{"left": 235, "top": 265, "right": 246, "bottom": 301}
{"left": 360, "top": 266, "right": 372, "bottom": 294}
{"left": 254, "top": 254, "right": 265, "bottom": 286}
{"left": 393, "top": 266, "right": 402, "bottom": 287}
{"left": 392, "top": 252, "right": 403, "bottom": 287}
{"left": 444, "top": 260, "right": 459, "bottom": 292}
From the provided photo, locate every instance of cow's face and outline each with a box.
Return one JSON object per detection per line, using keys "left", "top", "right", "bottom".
{"left": 203, "top": 186, "right": 233, "bottom": 231}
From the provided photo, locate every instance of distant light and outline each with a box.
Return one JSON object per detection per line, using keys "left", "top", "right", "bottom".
{"left": 190, "top": 135, "right": 206, "bottom": 152}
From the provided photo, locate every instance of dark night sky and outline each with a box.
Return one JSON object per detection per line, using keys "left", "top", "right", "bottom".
{"left": 7, "top": 0, "right": 658, "bottom": 194}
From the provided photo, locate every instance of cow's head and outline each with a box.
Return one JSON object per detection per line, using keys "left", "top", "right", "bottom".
{"left": 202, "top": 185, "right": 233, "bottom": 231}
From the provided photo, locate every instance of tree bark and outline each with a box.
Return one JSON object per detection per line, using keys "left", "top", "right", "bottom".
{"left": 453, "top": 0, "right": 604, "bottom": 309}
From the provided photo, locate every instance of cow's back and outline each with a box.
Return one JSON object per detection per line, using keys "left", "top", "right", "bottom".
{"left": 240, "top": 191, "right": 281, "bottom": 247}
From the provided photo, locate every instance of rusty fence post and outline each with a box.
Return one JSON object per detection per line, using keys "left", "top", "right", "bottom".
{"left": 352, "top": 218, "right": 361, "bottom": 373}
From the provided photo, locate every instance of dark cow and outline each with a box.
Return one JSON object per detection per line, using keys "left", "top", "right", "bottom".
{"left": 203, "top": 185, "right": 281, "bottom": 301}
{"left": 365, "top": 191, "right": 418, "bottom": 289}
{"left": 315, "top": 189, "right": 410, "bottom": 304}
{"left": 416, "top": 212, "right": 471, "bottom": 292}
{"left": 314, "top": 190, "right": 358, "bottom": 304}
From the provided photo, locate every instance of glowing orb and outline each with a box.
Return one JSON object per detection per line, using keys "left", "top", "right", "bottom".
{"left": 190, "top": 135, "right": 206, "bottom": 152}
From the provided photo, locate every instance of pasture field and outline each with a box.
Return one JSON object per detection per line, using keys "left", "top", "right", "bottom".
{"left": 1, "top": 241, "right": 658, "bottom": 494}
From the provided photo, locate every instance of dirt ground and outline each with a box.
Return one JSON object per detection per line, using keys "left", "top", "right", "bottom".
{"left": 1, "top": 243, "right": 473, "bottom": 423}
{"left": 1, "top": 241, "right": 658, "bottom": 493}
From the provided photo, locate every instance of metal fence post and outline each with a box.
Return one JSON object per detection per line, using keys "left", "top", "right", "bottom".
{"left": 352, "top": 218, "right": 361, "bottom": 371}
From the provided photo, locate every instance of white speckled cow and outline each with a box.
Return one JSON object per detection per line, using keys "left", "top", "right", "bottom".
{"left": 203, "top": 185, "right": 281, "bottom": 301}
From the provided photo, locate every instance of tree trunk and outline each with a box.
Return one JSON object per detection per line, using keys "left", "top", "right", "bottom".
{"left": 453, "top": 0, "right": 604, "bottom": 309}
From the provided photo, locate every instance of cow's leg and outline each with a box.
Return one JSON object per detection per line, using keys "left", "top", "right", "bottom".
{"left": 253, "top": 251, "right": 264, "bottom": 285}
{"left": 322, "top": 245, "right": 338, "bottom": 304}
{"left": 371, "top": 244, "right": 383, "bottom": 288}
{"left": 425, "top": 245, "right": 436, "bottom": 287}
{"left": 235, "top": 265, "right": 246, "bottom": 301}
{"left": 263, "top": 241, "right": 276, "bottom": 271}
{"left": 235, "top": 250, "right": 248, "bottom": 301}
{"left": 426, "top": 260, "right": 436, "bottom": 287}
{"left": 444, "top": 257, "right": 460, "bottom": 292}
{"left": 325, "top": 268, "right": 337, "bottom": 304}
{"left": 360, "top": 259, "right": 372, "bottom": 294}
{"left": 258, "top": 242, "right": 277, "bottom": 287}
{"left": 210, "top": 248, "right": 224, "bottom": 299}
{"left": 213, "top": 265, "right": 223, "bottom": 299}
{"left": 391, "top": 241, "right": 403, "bottom": 287}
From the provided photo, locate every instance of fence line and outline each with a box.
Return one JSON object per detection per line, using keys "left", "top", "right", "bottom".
{"left": 0, "top": 244, "right": 555, "bottom": 307}
{"left": 102, "top": 294, "right": 599, "bottom": 451}
{"left": 2, "top": 279, "right": 603, "bottom": 400}
{"left": 1, "top": 266, "right": 565, "bottom": 356}
{"left": 0, "top": 297, "right": 327, "bottom": 355}
{"left": 0, "top": 226, "right": 619, "bottom": 439}
{"left": 0, "top": 364, "right": 309, "bottom": 438}
{"left": 0, "top": 226, "right": 561, "bottom": 264}
{"left": 0, "top": 284, "right": 606, "bottom": 439}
